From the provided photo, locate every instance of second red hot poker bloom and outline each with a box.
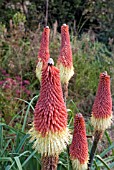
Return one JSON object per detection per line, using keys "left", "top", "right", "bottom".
{"left": 70, "top": 113, "right": 89, "bottom": 170}
{"left": 56, "top": 24, "right": 74, "bottom": 84}
{"left": 91, "top": 72, "right": 112, "bottom": 131}
{"left": 36, "top": 26, "right": 50, "bottom": 81}
{"left": 29, "top": 58, "right": 70, "bottom": 156}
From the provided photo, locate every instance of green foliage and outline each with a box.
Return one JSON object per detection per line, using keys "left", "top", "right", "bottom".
{"left": 13, "top": 12, "right": 26, "bottom": 26}
{"left": 0, "top": 0, "right": 114, "bottom": 44}
{"left": 83, "top": 0, "right": 114, "bottom": 43}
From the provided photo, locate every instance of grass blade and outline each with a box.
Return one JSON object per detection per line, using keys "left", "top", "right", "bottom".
{"left": 95, "top": 155, "right": 110, "bottom": 170}
{"left": 15, "top": 134, "right": 29, "bottom": 153}
{"left": 14, "top": 157, "right": 23, "bottom": 170}
{"left": 94, "top": 160, "right": 100, "bottom": 170}
{"left": 109, "top": 161, "right": 114, "bottom": 169}
{"left": 100, "top": 142, "right": 114, "bottom": 157}
{"left": 1, "top": 139, "right": 11, "bottom": 156}
{"left": 22, "top": 150, "right": 37, "bottom": 167}
{"left": 0, "top": 157, "right": 13, "bottom": 163}
{"left": 22, "top": 95, "right": 39, "bottom": 132}
{"left": 0, "top": 124, "right": 3, "bottom": 150}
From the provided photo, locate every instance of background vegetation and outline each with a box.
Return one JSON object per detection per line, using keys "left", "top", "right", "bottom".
{"left": 0, "top": 0, "right": 114, "bottom": 169}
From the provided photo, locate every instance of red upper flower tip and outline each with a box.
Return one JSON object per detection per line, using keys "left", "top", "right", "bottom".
{"left": 92, "top": 72, "right": 112, "bottom": 119}
{"left": 34, "top": 61, "right": 67, "bottom": 136}
{"left": 37, "top": 26, "right": 50, "bottom": 64}
{"left": 70, "top": 113, "right": 88, "bottom": 164}
{"left": 57, "top": 24, "right": 73, "bottom": 68}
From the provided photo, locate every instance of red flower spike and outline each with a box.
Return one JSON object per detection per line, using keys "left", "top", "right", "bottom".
{"left": 58, "top": 24, "right": 72, "bottom": 67}
{"left": 91, "top": 72, "right": 112, "bottom": 131}
{"left": 29, "top": 58, "right": 70, "bottom": 156}
{"left": 56, "top": 24, "right": 74, "bottom": 84}
{"left": 70, "top": 113, "right": 88, "bottom": 170}
{"left": 35, "top": 64, "right": 67, "bottom": 135}
{"left": 38, "top": 26, "right": 50, "bottom": 63}
{"left": 36, "top": 26, "right": 50, "bottom": 81}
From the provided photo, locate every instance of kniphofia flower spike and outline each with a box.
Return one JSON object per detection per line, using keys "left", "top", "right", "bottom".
{"left": 91, "top": 71, "right": 112, "bottom": 131}
{"left": 36, "top": 26, "right": 50, "bottom": 81}
{"left": 56, "top": 24, "right": 74, "bottom": 84}
{"left": 29, "top": 58, "right": 70, "bottom": 156}
{"left": 89, "top": 71, "right": 112, "bottom": 169}
{"left": 70, "top": 113, "right": 89, "bottom": 170}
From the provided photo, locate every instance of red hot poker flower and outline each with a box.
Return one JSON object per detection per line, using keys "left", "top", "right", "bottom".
{"left": 29, "top": 58, "right": 70, "bottom": 156}
{"left": 56, "top": 24, "right": 74, "bottom": 84}
{"left": 70, "top": 113, "right": 88, "bottom": 170}
{"left": 36, "top": 26, "right": 50, "bottom": 81}
{"left": 91, "top": 72, "right": 112, "bottom": 131}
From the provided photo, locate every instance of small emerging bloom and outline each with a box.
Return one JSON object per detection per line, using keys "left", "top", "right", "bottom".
{"left": 91, "top": 72, "right": 112, "bottom": 131}
{"left": 70, "top": 113, "right": 88, "bottom": 170}
{"left": 29, "top": 58, "right": 70, "bottom": 156}
{"left": 36, "top": 26, "right": 50, "bottom": 81}
{"left": 56, "top": 24, "right": 74, "bottom": 84}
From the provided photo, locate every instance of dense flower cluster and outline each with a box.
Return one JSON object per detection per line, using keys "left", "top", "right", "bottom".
{"left": 56, "top": 24, "right": 74, "bottom": 84}
{"left": 70, "top": 113, "right": 88, "bottom": 170}
{"left": 36, "top": 26, "right": 50, "bottom": 81}
{"left": 91, "top": 72, "right": 112, "bottom": 131}
{"left": 29, "top": 60, "right": 70, "bottom": 156}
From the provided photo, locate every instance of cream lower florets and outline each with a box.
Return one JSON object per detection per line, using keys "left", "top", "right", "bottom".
{"left": 56, "top": 63, "right": 74, "bottom": 84}
{"left": 36, "top": 60, "right": 43, "bottom": 81}
{"left": 91, "top": 113, "right": 112, "bottom": 131}
{"left": 71, "top": 158, "right": 88, "bottom": 170}
{"left": 29, "top": 126, "right": 70, "bottom": 156}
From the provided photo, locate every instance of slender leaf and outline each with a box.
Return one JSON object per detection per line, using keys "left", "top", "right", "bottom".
{"left": 109, "top": 161, "right": 114, "bottom": 168}
{"left": 15, "top": 134, "right": 29, "bottom": 153}
{"left": 22, "top": 150, "right": 37, "bottom": 167}
{"left": 0, "top": 157, "right": 13, "bottom": 163}
{"left": 1, "top": 139, "right": 11, "bottom": 156}
{"left": 0, "top": 125, "right": 3, "bottom": 150}
{"left": 14, "top": 157, "right": 23, "bottom": 170}
{"left": 22, "top": 95, "right": 39, "bottom": 132}
{"left": 100, "top": 143, "right": 114, "bottom": 157}
{"left": 95, "top": 155, "right": 110, "bottom": 170}
{"left": 94, "top": 160, "right": 100, "bottom": 170}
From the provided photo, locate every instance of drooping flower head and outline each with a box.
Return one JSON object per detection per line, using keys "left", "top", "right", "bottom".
{"left": 70, "top": 113, "right": 88, "bottom": 170}
{"left": 29, "top": 58, "right": 70, "bottom": 156}
{"left": 91, "top": 71, "right": 112, "bottom": 131}
{"left": 36, "top": 26, "right": 50, "bottom": 81}
{"left": 56, "top": 24, "right": 74, "bottom": 84}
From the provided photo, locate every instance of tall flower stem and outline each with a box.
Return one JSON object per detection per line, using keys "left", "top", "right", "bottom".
{"left": 45, "top": 0, "right": 49, "bottom": 26}
{"left": 41, "top": 155, "right": 58, "bottom": 170}
{"left": 62, "top": 82, "right": 68, "bottom": 104}
{"left": 88, "top": 130, "right": 103, "bottom": 169}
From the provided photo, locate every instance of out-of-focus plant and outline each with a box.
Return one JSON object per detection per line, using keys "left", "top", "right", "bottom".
{"left": 83, "top": 0, "right": 114, "bottom": 43}
{"left": 13, "top": 12, "right": 26, "bottom": 27}
{"left": 0, "top": 22, "right": 7, "bottom": 37}
{"left": 0, "top": 68, "right": 31, "bottom": 124}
